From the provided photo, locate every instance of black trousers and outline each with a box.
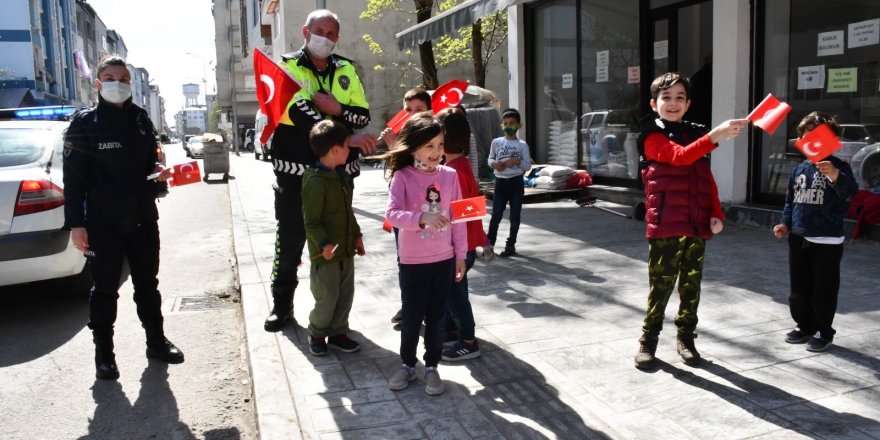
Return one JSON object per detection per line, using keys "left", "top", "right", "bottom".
{"left": 788, "top": 234, "right": 843, "bottom": 340}
{"left": 399, "top": 258, "right": 454, "bottom": 368}
{"left": 270, "top": 181, "right": 307, "bottom": 309}
{"left": 87, "top": 222, "right": 162, "bottom": 332}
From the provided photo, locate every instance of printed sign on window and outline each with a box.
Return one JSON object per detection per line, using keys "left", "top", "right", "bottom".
{"left": 817, "top": 30, "right": 844, "bottom": 56}
{"left": 596, "top": 66, "right": 609, "bottom": 83}
{"left": 562, "top": 73, "right": 573, "bottom": 89}
{"left": 627, "top": 66, "right": 640, "bottom": 84}
{"left": 848, "top": 19, "right": 879, "bottom": 49}
{"left": 797, "top": 65, "right": 825, "bottom": 90}
{"left": 827, "top": 67, "right": 858, "bottom": 93}
{"left": 596, "top": 50, "right": 609, "bottom": 67}
{"left": 653, "top": 40, "right": 668, "bottom": 60}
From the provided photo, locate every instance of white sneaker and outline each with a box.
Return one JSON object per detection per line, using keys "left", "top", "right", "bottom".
{"left": 424, "top": 367, "right": 445, "bottom": 395}
{"left": 388, "top": 364, "right": 415, "bottom": 391}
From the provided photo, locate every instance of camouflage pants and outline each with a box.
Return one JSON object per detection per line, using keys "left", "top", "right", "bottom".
{"left": 641, "top": 236, "right": 706, "bottom": 337}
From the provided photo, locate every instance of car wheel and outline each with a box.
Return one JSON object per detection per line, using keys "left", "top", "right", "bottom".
{"left": 863, "top": 154, "right": 880, "bottom": 188}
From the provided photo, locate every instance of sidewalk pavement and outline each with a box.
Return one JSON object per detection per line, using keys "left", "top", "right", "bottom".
{"left": 227, "top": 154, "right": 880, "bottom": 440}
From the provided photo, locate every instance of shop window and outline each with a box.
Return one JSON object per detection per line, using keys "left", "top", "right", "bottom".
{"left": 758, "top": 0, "right": 880, "bottom": 200}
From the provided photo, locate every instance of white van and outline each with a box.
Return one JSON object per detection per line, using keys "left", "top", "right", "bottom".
{"left": 253, "top": 110, "right": 271, "bottom": 161}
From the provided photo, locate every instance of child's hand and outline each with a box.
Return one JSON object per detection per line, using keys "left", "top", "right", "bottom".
{"left": 773, "top": 224, "right": 789, "bottom": 239}
{"left": 503, "top": 158, "right": 520, "bottom": 167}
{"left": 454, "top": 259, "right": 465, "bottom": 283}
{"left": 493, "top": 162, "right": 506, "bottom": 171}
{"left": 816, "top": 161, "right": 840, "bottom": 183}
{"left": 322, "top": 243, "right": 337, "bottom": 260}
{"left": 420, "top": 212, "right": 450, "bottom": 229}
{"left": 355, "top": 237, "right": 365, "bottom": 256}
{"left": 709, "top": 118, "right": 749, "bottom": 143}
{"left": 710, "top": 217, "right": 724, "bottom": 234}
{"left": 380, "top": 128, "right": 397, "bottom": 147}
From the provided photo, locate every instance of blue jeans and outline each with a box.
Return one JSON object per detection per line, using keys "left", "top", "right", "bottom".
{"left": 445, "top": 250, "right": 477, "bottom": 341}
{"left": 488, "top": 174, "right": 525, "bottom": 249}
{"left": 399, "top": 258, "right": 454, "bottom": 368}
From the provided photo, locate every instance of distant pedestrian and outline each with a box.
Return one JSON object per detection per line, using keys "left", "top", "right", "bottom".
{"left": 63, "top": 54, "right": 184, "bottom": 380}
{"left": 773, "top": 111, "right": 858, "bottom": 352}
{"left": 437, "top": 107, "right": 488, "bottom": 361}
{"left": 382, "top": 113, "right": 467, "bottom": 395}
{"left": 634, "top": 72, "right": 748, "bottom": 369}
{"left": 487, "top": 108, "right": 531, "bottom": 258}
{"left": 301, "top": 120, "right": 365, "bottom": 356}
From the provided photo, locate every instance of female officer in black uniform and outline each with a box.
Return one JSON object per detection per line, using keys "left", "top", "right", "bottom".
{"left": 63, "top": 55, "right": 183, "bottom": 380}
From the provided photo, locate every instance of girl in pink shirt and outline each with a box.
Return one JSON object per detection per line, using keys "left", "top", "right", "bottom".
{"left": 383, "top": 113, "right": 467, "bottom": 396}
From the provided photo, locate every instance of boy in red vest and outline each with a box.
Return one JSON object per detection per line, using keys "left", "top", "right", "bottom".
{"left": 634, "top": 72, "right": 748, "bottom": 369}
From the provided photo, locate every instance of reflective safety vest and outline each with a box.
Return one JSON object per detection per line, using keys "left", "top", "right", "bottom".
{"left": 278, "top": 50, "right": 369, "bottom": 128}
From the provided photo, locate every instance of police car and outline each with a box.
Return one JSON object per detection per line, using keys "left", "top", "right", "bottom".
{"left": 0, "top": 106, "right": 91, "bottom": 295}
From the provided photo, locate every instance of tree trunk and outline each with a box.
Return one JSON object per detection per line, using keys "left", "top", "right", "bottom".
{"left": 471, "top": 19, "right": 486, "bottom": 88}
{"left": 414, "top": 0, "right": 439, "bottom": 88}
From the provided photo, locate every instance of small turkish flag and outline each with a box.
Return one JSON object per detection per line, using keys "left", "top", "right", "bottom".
{"left": 795, "top": 124, "right": 841, "bottom": 163}
{"left": 747, "top": 93, "right": 791, "bottom": 135}
{"left": 450, "top": 196, "right": 487, "bottom": 223}
{"left": 431, "top": 79, "right": 469, "bottom": 113}
{"left": 387, "top": 108, "right": 412, "bottom": 134}
{"left": 382, "top": 218, "right": 393, "bottom": 233}
{"left": 170, "top": 161, "right": 201, "bottom": 186}
{"left": 253, "top": 47, "right": 302, "bottom": 145}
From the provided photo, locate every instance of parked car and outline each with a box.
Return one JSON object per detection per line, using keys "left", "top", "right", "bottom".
{"left": 186, "top": 136, "right": 205, "bottom": 158}
{"left": 255, "top": 135, "right": 272, "bottom": 161}
{"left": 851, "top": 142, "right": 880, "bottom": 189}
{"left": 0, "top": 106, "right": 92, "bottom": 296}
{"left": 837, "top": 123, "right": 880, "bottom": 163}
{"left": 245, "top": 128, "right": 256, "bottom": 152}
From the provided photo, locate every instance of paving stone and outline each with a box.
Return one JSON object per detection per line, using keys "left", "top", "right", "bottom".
{"left": 310, "top": 400, "right": 408, "bottom": 433}
{"left": 772, "top": 403, "right": 875, "bottom": 440}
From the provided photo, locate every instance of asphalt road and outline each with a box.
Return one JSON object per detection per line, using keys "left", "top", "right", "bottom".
{"left": 0, "top": 143, "right": 257, "bottom": 440}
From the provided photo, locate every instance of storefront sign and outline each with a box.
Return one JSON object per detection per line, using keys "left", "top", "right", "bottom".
{"left": 817, "top": 30, "right": 844, "bottom": 56}
{"left": 827, "top": 67, "right": 858, "bottom": 93}
{"left": 848, "top": 18, "right": 879, "bottom": 48}
{"left": 653, "top": 40, "right": 668, "bottom": 60}
{"left": 596, "top": 66, "right": 609, "bottom": 83}
{"left": 596, "top": 50, "right": 609, "bottom": 67}
{"left": 627, "top": 66, "right": 640, "bottom": 84}
{"left": 797, "top": 65, "right": 825, "bottom": 90}
{"left": 562, "top": 73, "right": 573, "bottom": 89}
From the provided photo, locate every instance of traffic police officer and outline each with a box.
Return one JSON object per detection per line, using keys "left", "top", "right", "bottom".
{"left": 64, "top": 55, "right": 184, "bottom": 380}
{"left": 264, "top": 9, "right": 377, "bottom": 332}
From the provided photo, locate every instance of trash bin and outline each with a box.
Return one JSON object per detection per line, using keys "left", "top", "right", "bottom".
{"left": 201, "top": 133, "right": 229, "bottom": 181}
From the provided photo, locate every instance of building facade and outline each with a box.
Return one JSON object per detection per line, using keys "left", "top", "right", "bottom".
{"left": 508, "top": 0, "right": 880, "bottom": 207}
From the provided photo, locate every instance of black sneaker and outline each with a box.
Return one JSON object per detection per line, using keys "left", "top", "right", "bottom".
{"left": 785, "top": 328, "right": 812, "bottom": 344}
{"left": 806, "top": 336, "right": 832, "bottom": 352}
{"left": 442, "top": 340, "right": 481, "bottom": 361}
{"left": 635, "top": 335, "right": 658, "bottom": 369}
{"left": 391, "top": 308, "right": 403, "bottom": 324}
{"left": 264, "top": 308, "right": 293, "bottom": 332}
{"left": 309, "top": 336, "right": 328, "bottom": 356}
{"left": 499, "top": 247, "right": 517, "bottom": 257}
{"left": 328, "top": 334, "right": 360, "bottom": 353}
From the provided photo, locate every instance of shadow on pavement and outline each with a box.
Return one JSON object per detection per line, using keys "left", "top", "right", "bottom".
{"left": 0, "top": 285, "right": 87, "bottom": 367}
{"left": 660, "top": 359, "right": 880, "bottom": 439}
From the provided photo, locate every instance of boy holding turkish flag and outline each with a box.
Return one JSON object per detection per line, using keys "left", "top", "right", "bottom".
{"left": 773, "top": 112, "right": 858, "bottom": 353}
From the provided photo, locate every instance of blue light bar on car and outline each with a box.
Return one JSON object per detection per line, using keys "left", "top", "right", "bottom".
{"left": 10, "top": 107, "right": 77, "bottom": 119}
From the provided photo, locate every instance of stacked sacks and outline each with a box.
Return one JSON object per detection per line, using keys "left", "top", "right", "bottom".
{"left": 532, "top": 165, "right": 575, "bottom": 190}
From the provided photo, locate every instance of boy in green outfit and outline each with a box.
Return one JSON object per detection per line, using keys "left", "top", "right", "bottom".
{"left": 303, "top": 120, "right": 366, "bottom": 356}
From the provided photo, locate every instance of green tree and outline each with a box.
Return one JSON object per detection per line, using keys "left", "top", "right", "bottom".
{"left": 361, "top": 0, "right": 507, "bottom": 89}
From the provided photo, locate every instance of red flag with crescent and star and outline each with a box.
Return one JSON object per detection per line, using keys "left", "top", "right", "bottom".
{"left": 253, "top": 47, "right": 301, "bottom": 145}
{"left": 450, "top": 196, "right": 487, "bottom": 223}
{"left": 431, "top": 79, "right": 469, "bottom": 113}
{"left": 747, "top": 93, "right": 791, "bottom": 135}
{"left": 795, "top": 124, "right": 841, "bottom": 163}
{"left": 386, "top": 108, "right": 412, "bottom": 134}
{"left": 170, "top": 161, "right": 201, "bottom": 186}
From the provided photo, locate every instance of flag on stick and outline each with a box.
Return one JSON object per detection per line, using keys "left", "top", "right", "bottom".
{"left": 253, "top": 47, "right": 301, "bottom": 145}
{"left": 169, "top": 161, "right": 201, "bottom": 186}
{"left": 795, "top": 124, "right": 841, "bottom": 163}
{"left": 450, "top": 196, "right": 487, "bottom": 223}
{"left": 747, "top": 93, "right": 791, "bottom": 135}
{"left": 387, "top": 108, "right": 412, "bottom": 134}
{"left": 431, "top": 79, "right": 469, "bottom": 113}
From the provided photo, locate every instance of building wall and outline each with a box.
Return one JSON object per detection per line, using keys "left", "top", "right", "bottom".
{"left": 0, "top": 1, "right": 36, "bottom": 84}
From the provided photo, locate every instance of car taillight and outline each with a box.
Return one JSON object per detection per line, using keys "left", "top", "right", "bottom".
{"left": 14, "top": 179, "right": 65, "bottom": 216}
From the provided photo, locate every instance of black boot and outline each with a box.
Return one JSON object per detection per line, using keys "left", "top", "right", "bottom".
{"left": 143, "top": 320, "right": 185, "bottom": 364}
{"left": 264, "top": 307, "right": 293, "bottom": 332}
{"left": 93, "top": 330, "right": 120, "bottom": 380}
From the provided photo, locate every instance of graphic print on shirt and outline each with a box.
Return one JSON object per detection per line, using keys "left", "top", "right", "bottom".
{"left": 420, "top": 183, "right": 447, "bottom": 238}
{"left": 495, "top": 141, "right": 522, "bottom": 162}
{"left": 793, "top": 171, "right": 826, "bottom": 205}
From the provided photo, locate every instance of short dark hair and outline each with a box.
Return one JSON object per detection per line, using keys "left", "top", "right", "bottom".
{"left": 404, "top": 88, "right": 431, "bottom": 110}
{"left": 309, "top": 120, "right": 349, "bottom": 157}
{"left": 436, "top": 107, "right": 471, "bottom": 155}
{"left": 97, "top": 55, "right": 127, "bottom": 76}
{"left": 501, "top": 108, "right": 521, "bottom": 124}
{"left": 650, "top": 72, "right": 691, "bottom": 100}
{"left": 796, "top": 111, "right": 841, "bottom": 138}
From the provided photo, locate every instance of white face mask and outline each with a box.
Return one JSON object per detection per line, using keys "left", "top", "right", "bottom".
{"left": 307, "top": 32, "right": 336, "bottom": 59}
{"left": 100, "top": 81, "right": 132, "bottom": 104}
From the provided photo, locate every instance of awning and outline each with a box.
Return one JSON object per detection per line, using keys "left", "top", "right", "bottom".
{"left": 395, "top": 0, "right": 532, "bottom": 50}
